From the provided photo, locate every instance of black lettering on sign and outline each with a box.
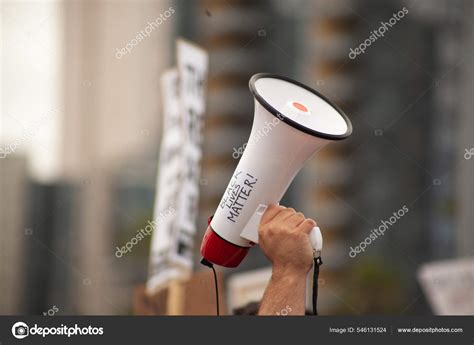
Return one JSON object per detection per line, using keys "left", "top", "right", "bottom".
{"left": 185, "top": 155, "right": 199, "bottom": 182}
{"left": 185, "top": 64, "right": 204, "bottom": 98}
{"left": 218, "top": 171, "right": 258, "bottom": 223}
{"left": 187, "top": 107, "right": 203, "bottom": 144}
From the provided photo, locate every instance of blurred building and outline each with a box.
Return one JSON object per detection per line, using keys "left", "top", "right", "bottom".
{"left": 2, "top": 0, "right": 174, "bottom": 314}
{"left": 407, "top": 0, "right": 474, "bottom": 258}
{"left": 0, "top": 157, "right": 28, "bottom": 314}
{"left": 60, "top": 0, "right": 174, "bottom": 314}
{"left": 1, "top": 0, "right": 473, "bottom": 316}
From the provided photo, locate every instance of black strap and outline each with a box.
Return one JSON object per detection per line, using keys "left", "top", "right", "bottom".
{"left": 201, "top": 257, "right": 220, "bottom": 316}
{"left": 312, "top": 256, "right": 323, "bottom": 315}
{"left": 211, "top": 265, "right": 220, "bottom": 316}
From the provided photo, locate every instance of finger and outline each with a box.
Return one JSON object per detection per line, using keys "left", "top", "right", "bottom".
{"left": 295, "top": 218, "right": 317, "bottom": 234}
{"left": 286, "top": 212, "right": 306, "bottom": 228}
{"left": 261, "top": 204, "right": 286, "bottom": 224}
{"left": 272, "top": 207, "right": 296, "bottom": 222}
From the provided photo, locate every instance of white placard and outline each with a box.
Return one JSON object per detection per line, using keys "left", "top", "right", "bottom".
{"left": 169, "top": 39, "right": 208, "bottom": 269}
{"left": 147, "top": 40, "right": 208, "bottom": 294}
{"left": 147, "top": 69, "right": 184, "bottom": 293}
{"left": 417, "top": 257, "right": 474, "bottom": 315}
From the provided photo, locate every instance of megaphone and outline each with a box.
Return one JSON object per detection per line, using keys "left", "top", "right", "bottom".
{"left": 200, "top": 73, "right": 352, "bottom": 268}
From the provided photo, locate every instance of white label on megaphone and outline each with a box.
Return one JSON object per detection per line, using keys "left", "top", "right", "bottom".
{"left": 239, "top": 204, "right": 268, "bottom": 244}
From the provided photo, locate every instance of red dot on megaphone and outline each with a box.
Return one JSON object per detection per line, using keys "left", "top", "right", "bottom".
{"left": 292, "top": 102, "right": 308, "bottom": 112}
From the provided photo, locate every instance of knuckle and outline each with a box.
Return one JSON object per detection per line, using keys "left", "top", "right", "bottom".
{"left": 295, "top": 212, "right": 305, "bottom": 220}
{"left": 301, "top": 219, "right": 316, "bottom": 231}
{"left": 266, "top": 224, "right": 278, "bottom": 235}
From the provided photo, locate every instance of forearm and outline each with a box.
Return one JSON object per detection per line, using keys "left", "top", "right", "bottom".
{"left": 258, "top": 267, "right": 307, "bottom": 315}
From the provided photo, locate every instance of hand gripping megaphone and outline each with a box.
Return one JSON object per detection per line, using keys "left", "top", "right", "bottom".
{"left": 200, "top": 73, "right": 352, "bottom": 268}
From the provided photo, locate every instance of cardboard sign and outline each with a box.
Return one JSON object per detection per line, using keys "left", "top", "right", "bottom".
{"left": 227, "top": 267, "right": 272, "bottom": 311}
{"left": 417, "top": 258, "right": 474, "bottom": 315}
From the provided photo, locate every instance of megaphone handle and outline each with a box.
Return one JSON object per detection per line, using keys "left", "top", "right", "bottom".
{"left": 309, "top": 226, "right": 323, "bottom": 257}
{"left": 309, "top": 227, "right": 323, "bottom": 316}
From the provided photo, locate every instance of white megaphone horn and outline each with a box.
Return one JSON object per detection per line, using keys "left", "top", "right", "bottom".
{"left": 200, "top": 73, "right": 352, "bottom": 267}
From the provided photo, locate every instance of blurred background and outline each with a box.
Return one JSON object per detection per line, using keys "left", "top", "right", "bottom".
{"left": 1, "top": 0, "right": 473, "bottom": 315}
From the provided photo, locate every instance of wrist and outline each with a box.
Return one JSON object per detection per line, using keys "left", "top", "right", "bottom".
{"left": 271, "top": 264, "right": 308, "bottom": 282}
